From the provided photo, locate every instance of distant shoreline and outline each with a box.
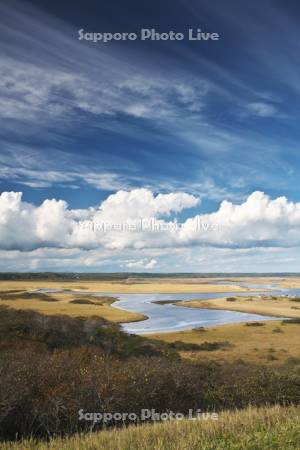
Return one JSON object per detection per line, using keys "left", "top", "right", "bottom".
{"left": 0, "top": 272, "right": 300, "bottom": 281}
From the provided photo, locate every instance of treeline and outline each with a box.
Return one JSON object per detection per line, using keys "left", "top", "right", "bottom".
{"left": 0, "top": 306, "right": 300, "bottom": 441}
{"left": 1, "top": 272, "right": 299, "bottom": 280}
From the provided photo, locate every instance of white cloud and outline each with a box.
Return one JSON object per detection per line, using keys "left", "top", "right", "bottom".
{"left": 178, "top": 191, "right": 300, "bottom": 248}
{"left": 123, "top": 258, "right": 157, "bottom": 269}
{"left": 98, "top": 189, "right": 199, "bottom": 220}
{"left": 0, "top": 189, "right": 199, "bottom": 251}
{"left": 1, "top": 189, "right": 300, "bottom": 257}
{"left": 247, "top": 102, "right": 277, "bottom": 117}
{"left": 0, "top": 57, "right": 209, "bottom": 129}
{"left": 0, "top": 145, "right": 138, "bottom": 191}
{"left": 0, "top": 1, "right": 234, "bottom": 160}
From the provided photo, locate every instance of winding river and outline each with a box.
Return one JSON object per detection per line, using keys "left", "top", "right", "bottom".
{"left": 37, "top": 281, "right": 300, "bottom": 334}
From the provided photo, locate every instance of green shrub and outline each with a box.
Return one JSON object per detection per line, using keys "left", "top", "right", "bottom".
{"left": 169, "top": 340, "right": 232, "bottom": 351}
{"left": 69, "top": 299, "right": 95, "bottom": 305}
{"left": 282, "top": 318, "right": 300, "bottom": 325}
{"left": 272, "top": 327, "right": 283, "bottom": 333}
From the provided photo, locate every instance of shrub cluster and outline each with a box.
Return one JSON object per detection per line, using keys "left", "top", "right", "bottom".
{"left": 0, "top": 306, "right": 300, "bottom": 441}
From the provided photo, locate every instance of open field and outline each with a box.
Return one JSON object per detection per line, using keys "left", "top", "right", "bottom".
{"left": 0, "top": 290, "right": 145, "bottom": 323}
{"left": 0, "top": 275, "right": 299, "bottom": 294}
{"left": 151, "top": 319, "right": 300, "bottom": 366}
{"left": 230, "top": 276, "right": 300, "bottom": 289}
{"left": 0, "top": 279, "right": 262, "bottom": 294}
{"left": 1, "top": 405, "right": 299, "bottom": 450}
{"left": 178, "top": 294, "right": 300, "bottom": 319}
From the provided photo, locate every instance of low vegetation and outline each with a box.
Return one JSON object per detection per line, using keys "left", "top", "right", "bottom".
{"left": 2, "top": 405, "right": 299, "bottom": 450}
{"left": 0, "top": 306, "right": 300, "bottom": 443}
{"left": 69, "top": 298, "right": 96, "bottom": 305}
{"left": 152, "top": 320, "right": 300, "bottom": 365}
{"left": 169, "top": 340, "right": 232, "bottom": 351}
{"left": 1, "top": 276, "right": 300, "bottom": 448}
{"left": 282, "top": 318, "right": 300, "bottom": 324}
{"left": 0, "top": 291, "right": 58, "bottom": 301}
{"left": 0, "top": 305, "right": 169, "bottom": 356}
{"left": 245, "top": 321, "right": 265, "bottom": 327}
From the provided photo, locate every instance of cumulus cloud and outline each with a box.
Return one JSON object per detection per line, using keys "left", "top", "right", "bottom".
{"left": 123, "top": 258, "right": 157, "bottom": 269}
{"left": 0, "top": 189, "right": 199, "bottom": 251}
{"left": 1, "top": 189, "right": 300, "bottom": 254}
{"left": 178, "top": 191, "right": 300, "bottom": 248}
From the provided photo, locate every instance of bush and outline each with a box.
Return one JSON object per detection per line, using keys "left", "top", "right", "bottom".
{"left": 1, "top": 306, "right": 300, "bottom": 441}
{"left": 169, "top": 340, "right": 232, "bottom": 352}
{"left": 0, "top": 306, "right": 173, "bottom": 358}
{"left": 69, "top": 299, "right": 95, "bottom": 305}
{"left": 282, "top": 318, "right": 300, "bottom": 325}
{"left": 272, "top": 327, "right": 283, "bottom": 333}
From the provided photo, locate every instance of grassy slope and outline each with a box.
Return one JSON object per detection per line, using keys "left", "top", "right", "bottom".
{"left": 151, "top": 320, "right": 300, "bottom": 366}
{"left": 2, "top": 406, "right": 299, "bottom": 450}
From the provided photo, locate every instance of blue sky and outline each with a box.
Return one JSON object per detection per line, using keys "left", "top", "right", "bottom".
{"left": 1, "top": 0, "right": 300, "bottom": 272}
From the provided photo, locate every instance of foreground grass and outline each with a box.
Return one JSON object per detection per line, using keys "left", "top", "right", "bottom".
{"left": 1, "top": 405, "right": 299, "bottom": 450}
{"left": 152, "top": 320, "right": 300, "bottom": 366}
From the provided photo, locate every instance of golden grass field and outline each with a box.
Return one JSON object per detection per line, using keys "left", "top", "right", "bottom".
{"left": 234, "top": 276, "right": 300, "bottom": 289}
{"left": 178, "top": 294, "right": 300, "bottom": 318}
{"left": 0, "top": 278, "right": 260, "bottom": 294}
{"left": 152, "top": 320, "right": 300, "bottom": 366}
{"left": 1, "top": 405, "right": 299, "bottom": 450}
{"left": 0, "top": 289, "right": 145, "bottom": 323}
{"left": 0, "top": 275, "right": 299, "bottom": 294}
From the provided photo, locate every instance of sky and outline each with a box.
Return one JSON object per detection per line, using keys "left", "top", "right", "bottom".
{"left": 1, "top": 0, "right": 300, "bottom": 272}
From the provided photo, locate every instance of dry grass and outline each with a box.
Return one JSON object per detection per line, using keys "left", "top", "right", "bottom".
{"left": 0, "top": 290, "right": 145, "bottom": 323}
{"left": 0, "top": 280, "right": 257, "bottom": 294}
{"left": 151, "top": 320, "right": 300, "bottom": 366}
{"left": 178, "top": 294, "right": 300, "bottom": 318}
{"left": 236, "top": 276, "right": 300, "bottom": 289}
{"left": 208, "top": 276, "right": 300, "bottom": 289}
{"left": 1, "top": 277, "right": 300, "bottom": 294}
{"left": 1, "top": 405, "right": 299, "bottom": 450}
{"left": 0, "top": 279, "right": 262, "bottom": 324}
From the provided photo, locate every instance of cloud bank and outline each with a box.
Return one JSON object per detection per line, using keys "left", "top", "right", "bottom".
{"left": 1, "top": 189, "right": 300, "bottom": 255}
